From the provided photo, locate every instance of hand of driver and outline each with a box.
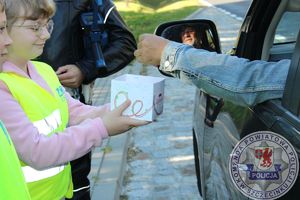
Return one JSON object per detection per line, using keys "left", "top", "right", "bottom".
{"left": 134, "top": 33, "right": 169, "bottom": 66}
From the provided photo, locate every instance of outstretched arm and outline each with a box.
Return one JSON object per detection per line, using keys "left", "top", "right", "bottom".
{"left": 135, "top": 34, "right": 290, "bottom": 107}
{"left": 0, "top": 82, "right": 108, "bottom": 170}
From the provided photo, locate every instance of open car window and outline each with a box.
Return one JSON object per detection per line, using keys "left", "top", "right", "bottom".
{"left": 274, "top": 11, "right": 300, "bottom": 44}
{"left": 269, "top": 11, "right": 300, "bottom": 61}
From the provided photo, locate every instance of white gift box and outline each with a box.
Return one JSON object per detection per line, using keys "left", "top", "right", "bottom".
{"left": 111, "top": 74, "right": 165, "bottom": 121}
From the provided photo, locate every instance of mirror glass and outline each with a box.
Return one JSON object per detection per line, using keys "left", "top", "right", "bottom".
{"left": 161, "top": 23, "right": 217, "bottom": 51}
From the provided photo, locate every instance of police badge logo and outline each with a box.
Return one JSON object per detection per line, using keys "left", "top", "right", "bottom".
{"left": 229, "top": 131, "right": 298, "bottom": 200}
{"left": 254, "top": 147, "right": 273, "bottom": 170}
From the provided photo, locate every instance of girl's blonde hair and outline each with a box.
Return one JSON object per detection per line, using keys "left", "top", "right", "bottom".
{"left": 5, "top": 0, "right": 56, "bottom": 27}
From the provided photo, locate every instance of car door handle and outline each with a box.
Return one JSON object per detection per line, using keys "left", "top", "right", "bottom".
{"left": 204, "top": 95, "right": 224, "bottom": 128}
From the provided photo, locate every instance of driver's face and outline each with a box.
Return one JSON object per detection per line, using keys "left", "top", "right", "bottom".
{"left": 181, "top": 27, "right": 196, "bottom": 46}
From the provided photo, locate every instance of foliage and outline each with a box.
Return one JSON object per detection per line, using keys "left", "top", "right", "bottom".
{"left": 137, "top": 0, "right": 181, "bottom": 10}
{"left": 102, "top": 146, "right": 112, "bottom": 153}
{"left": 114, "top": 0, "right": 201, "bottom": 40}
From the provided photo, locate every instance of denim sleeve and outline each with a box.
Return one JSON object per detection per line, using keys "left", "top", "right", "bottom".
{"left": 159, "top": 41, "right": 290, "bottom": 107}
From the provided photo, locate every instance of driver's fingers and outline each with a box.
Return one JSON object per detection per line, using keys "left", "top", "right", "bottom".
{"left": 134, "top": 49, "right": 140, "bottom": 57}
{"left": 138, "top": 33, "right": 150, "bottom": 42}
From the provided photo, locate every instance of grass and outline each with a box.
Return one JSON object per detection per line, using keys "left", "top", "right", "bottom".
{"left": 114, "top": 0, "right": 201, "bottom": 40}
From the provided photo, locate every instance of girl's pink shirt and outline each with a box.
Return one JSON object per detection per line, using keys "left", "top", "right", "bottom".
{"left": 0, "top": 61, "right": 108, "bottom": 170}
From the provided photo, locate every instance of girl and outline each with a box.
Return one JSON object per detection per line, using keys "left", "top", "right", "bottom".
{"left": 0, "top": 0, "right": 31, "bottom": 199}
{"left": 0, "top": 0, "right": 147, "bottom": 199}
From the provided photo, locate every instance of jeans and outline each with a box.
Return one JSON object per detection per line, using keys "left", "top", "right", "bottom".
{"left": 159, "top": 42, "right": 291, "bottom": 107}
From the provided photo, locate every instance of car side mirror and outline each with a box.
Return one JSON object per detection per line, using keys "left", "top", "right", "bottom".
{"left": 154, "top": 19, "right": 222, "bottom": 76}
{"left": 155, "top": 19, "right": 222, "bottom": 53}
{"left": 155, "top": 20, "right": 224, "bottom": 126}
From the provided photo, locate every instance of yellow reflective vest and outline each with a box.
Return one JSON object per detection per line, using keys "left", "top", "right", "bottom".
{"left": 0, "top": 61, "right": 73, "bottom": 200}
{"left": 0, "top": 121, "right": 31, "bottom": 199}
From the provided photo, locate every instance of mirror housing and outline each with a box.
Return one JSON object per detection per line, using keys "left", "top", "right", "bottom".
{"left": 155, "top": 19, "right": 221, "bottom": 52}
{"left": 154, "top": 19, "right": 221, "bottom": 76}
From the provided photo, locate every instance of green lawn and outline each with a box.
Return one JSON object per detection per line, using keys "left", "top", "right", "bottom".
{"left": 115, "top": 0, "right": 202, "bottom": 40}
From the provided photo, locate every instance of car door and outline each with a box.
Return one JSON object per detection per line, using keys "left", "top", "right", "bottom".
{"left": 193, "top": 0, "right": 300, "bottom": 199}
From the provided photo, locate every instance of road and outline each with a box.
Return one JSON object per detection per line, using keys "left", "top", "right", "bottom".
{"left": 206, "top": 0, "right": 300, "bottom": 43}
{"left": 205, "top": 0, "right": 251, "bottom": 19}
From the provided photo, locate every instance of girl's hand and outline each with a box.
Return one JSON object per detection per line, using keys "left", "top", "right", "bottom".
{"left": 102, "top": 100, "right": 150, "bottom": 136}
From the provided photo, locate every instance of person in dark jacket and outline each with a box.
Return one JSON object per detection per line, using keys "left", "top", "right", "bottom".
{"left": 39, "top": 0, "right": 136, "bottom": 199}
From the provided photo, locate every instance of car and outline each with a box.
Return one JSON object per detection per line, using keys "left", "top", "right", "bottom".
{"left": 155, "top": 0, "right": 300, "bottom": 199}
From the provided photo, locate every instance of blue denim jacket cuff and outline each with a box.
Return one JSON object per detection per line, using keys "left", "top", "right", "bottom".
{"left": 160, "top": 41, "right": 185, "bottom": 72}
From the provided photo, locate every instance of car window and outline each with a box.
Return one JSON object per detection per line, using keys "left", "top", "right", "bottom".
{"left": 269, "top": 11, "right": 300, "bottom": 61}
{"left": 274, "top": 11, "right": 300, "bottom": 44}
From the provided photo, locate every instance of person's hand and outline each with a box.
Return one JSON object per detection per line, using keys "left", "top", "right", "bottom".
{"left": 102, "top": 100, "right": 150, "bottom": 136}
{"left": 56, "top": 65, "right": 84, "bottom": 88}
{"left": 134, "top": 33, "right": 169, "bottom": 66}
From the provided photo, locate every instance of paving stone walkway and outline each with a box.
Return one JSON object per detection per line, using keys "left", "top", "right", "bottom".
{"left": 89, "top": 1, "right": 242, "bottom": 199}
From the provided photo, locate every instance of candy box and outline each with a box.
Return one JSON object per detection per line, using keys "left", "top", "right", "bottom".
{"left": 111, "top": 74, "right": 165, "bottom": 121}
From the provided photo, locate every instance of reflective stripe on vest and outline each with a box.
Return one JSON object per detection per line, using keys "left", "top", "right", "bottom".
{"left": 22, "top": 165, "right": 65, "bottom": 183}
{"left": 22, "top": 109, "right": 65, "bottom": 182}
{"left": 33, "top": 109, "right": 62, "bottom": 135}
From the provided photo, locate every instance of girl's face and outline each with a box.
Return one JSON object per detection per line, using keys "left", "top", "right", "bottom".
{"left": 0, "top": 11, "right": 12, "bottom": 66}
{"left": 8, "top": 18, "right": 51, "bottom": 61}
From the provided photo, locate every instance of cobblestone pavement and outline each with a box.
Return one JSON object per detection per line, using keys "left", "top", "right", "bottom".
{"left": 88, "top": 61, "right": 142, "bottom": 200}
{"left": 120, "top": 3, "right": 243, "bottom": 200}
{"left": 120, "top": 65, "right": 199, "bottom": 200}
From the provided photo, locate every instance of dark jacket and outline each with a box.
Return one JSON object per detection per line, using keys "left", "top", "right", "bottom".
{"left": 40, "top": 0, "right": 136, "bottom": 84}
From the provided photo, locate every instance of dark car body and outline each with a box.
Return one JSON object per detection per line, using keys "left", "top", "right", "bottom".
{"left": 192, "top": 0, "right": 300, "bottom": 199}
